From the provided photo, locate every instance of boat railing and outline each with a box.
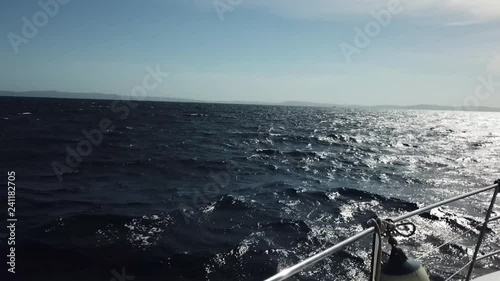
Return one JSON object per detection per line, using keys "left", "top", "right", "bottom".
{"left": 264, "top": 181, "right": 500, "bottom": 281}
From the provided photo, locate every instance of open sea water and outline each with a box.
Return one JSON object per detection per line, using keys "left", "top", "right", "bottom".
{"left": 0, "top": 96, "right": 499, "bottom": 281}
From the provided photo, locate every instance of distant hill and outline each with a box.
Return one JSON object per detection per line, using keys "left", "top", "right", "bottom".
{"left": 1, "top": 90, "right": 500, "bottom": 112}
{"left": 0, "top": 90, "right": 199, "bottom": 103}
{"left": 370, "top": 104, "right": 500, "bottom": 112}
{"left": 280, "top": 101, "right": 337, "bottom": 107}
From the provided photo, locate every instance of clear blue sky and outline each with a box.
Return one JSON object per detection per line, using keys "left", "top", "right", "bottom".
{"left": 1, "top": 0, "right": 499, "bottom": 106}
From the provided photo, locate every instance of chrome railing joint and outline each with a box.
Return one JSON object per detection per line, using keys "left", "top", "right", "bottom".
{"left": 264, "top": 181, "right": 500, "bottom": 281}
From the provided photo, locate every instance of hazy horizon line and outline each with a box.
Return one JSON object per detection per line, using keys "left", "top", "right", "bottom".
{"left": 2, "top": 89, "right": 500, "bottom": 111}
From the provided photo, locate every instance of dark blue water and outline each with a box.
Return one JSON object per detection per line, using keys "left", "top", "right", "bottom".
{"left": 0, "top": 97, "right": 499, "bottom": 281}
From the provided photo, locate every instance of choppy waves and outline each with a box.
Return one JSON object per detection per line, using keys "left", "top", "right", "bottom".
{"left": 1, "top": 97, "right": 499, "bottom": 281}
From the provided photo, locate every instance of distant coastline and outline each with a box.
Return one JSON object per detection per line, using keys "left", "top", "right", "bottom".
{"left": 2, "top": 90, "right": 500, "bottom": 113}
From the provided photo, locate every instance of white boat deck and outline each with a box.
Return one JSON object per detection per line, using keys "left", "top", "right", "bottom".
{"left": 473, "top": 271, "right": 500, "bottom": 280}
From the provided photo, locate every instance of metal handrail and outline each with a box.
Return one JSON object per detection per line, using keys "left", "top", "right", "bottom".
{"left": 476, "top": 249, "right": 500, "bottom": 262}
{"left": 264, "top": 228, "right": 375, "bottom": 281}
{"left": 490, "top": 215, "right": 500, "bottom": 222}
{"left": 392, "top": 184, "right": 497, "bottom": 222}
{"left": 465, "top": 183, "right": 498, "bottom": 280}
{"left": 264, "top": 182, "right": 499, "bottom": 281}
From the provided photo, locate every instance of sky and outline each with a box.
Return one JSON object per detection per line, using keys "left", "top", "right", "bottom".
{"left": 0, "top": 0, "right": 499, "bottom": 106}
